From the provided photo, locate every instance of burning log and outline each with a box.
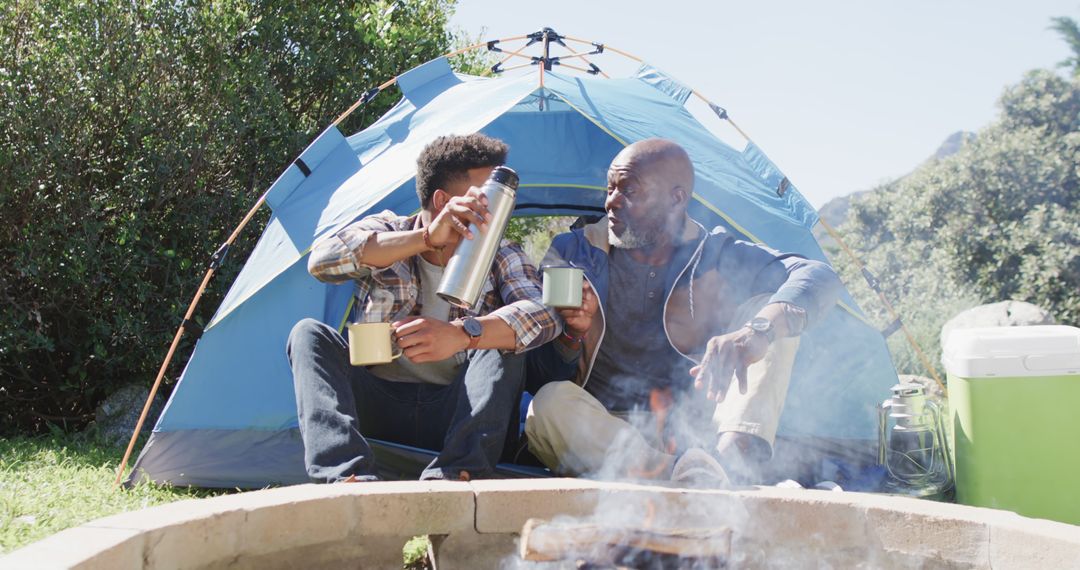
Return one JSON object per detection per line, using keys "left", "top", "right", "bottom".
{"left": 519, "top": 518, "right": 731, "bottom": 569}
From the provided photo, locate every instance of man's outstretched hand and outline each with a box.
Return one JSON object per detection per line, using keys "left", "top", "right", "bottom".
{"left": 690, "top": 327, "right": 769, "bottom": 401}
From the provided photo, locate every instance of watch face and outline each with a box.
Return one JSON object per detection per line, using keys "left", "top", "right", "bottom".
{"left": 463, "top": 317, "right": 483, "bottom": 337}
{"left": 748, "top": 317, "right": 775, "bottom": 342}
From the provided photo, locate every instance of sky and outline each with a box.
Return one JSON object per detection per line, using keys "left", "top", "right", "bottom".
{"left": 449, "top": 0, "right": 1077, "bottom": 207}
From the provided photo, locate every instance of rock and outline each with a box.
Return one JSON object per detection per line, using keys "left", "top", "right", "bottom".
{"left": 940, "top": 300, "right": 1056, "bottom": 349}
{"left": 92, "top": 384, "right": 165, "bottom": 447}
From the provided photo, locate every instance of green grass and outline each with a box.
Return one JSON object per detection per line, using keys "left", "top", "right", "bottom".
{"left": 1, "top": 431, "right": 434, "bottom": 567}
{"left": 0, "top": 431, "right": 227, "bottom": 554}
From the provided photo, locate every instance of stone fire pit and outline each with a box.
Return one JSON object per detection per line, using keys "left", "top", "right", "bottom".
{"left": 5, "top": 479, "right": 1080, "bottom": 568}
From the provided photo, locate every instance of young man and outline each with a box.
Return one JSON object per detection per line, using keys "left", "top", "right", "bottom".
{"left": 288, "top": 134, "right": 560, "bottom": 483}
{"left": 525, "top": 138, "right": 842, "bottom": 484}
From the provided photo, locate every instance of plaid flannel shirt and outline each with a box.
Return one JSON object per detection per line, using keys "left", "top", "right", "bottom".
{"left": 308, "top": 210, "right": 561, "bottom": 354}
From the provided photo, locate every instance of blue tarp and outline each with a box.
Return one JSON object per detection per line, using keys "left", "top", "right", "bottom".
{"left": 132, "top": 58, "right": 898, "bottom": 488}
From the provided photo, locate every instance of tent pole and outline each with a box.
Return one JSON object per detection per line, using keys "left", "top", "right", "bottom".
{"left": 113, "top": 191, "right": 269, "bottom": 486}
{"left": 488, "top": 41, "right": 534, "bottom": 75}
{"left": 445, "top": 35, "right": 527, "bottom": 58}
{"left": 563, "top": 35, "right": 644, "bottom": 63}
{"left": 333, "top": 77, "right": 399, "bottom": 127}
{"left": 539, "top": 29, "right": 550, "bottom": 89}
{"left": 708, "top": 105, "right": 753, "bottom": 141}
{"left": 334, "top": 36, "right": 528, "bottom": 126}
{"left": 556, "top": 44, "right": 609, "bottom": 78}
{"left": 816, "top": 217, "right": 948, "bottom": 395}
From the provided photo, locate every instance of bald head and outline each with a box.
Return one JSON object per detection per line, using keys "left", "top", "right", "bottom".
{"left": 612, "top": 138, "right": 694, "bottom": 197}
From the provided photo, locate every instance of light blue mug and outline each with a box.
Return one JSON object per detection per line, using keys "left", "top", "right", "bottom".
{"left": 542, "top": 266, "right": 584, "bottom": 308}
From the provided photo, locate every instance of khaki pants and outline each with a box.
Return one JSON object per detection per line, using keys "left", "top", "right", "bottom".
{"left": 525, "top": 298, "right": 800, "bottom": 477}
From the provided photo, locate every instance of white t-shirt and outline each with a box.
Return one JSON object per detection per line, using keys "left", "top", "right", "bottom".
{"left": 369, "top": 255, "right": 463, "bottom": 385}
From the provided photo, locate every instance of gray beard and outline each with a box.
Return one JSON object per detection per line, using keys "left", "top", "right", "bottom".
{"left": 608, "top": 224, "right": 658, "bottom": 249}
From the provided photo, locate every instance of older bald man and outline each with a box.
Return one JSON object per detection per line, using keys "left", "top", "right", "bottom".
{"left": 525, "top": 138, "right": 841, "bottom": 484}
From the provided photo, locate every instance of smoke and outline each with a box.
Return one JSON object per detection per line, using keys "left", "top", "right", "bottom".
{"left": 502, "top": 360, "right": 900, "bottom": 567}
{"left": 591, "top": 405, "right": 673, "bottom": 482}
{"left": 506, "top": 284, "right": 900, "bottom": 566}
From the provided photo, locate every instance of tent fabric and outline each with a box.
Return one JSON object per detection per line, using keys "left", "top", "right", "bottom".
{"left": 131, "top": 431, "right": 543, "bottom": 487}
{"left": 131, "top": 57, "right": 898, "bottom": 488}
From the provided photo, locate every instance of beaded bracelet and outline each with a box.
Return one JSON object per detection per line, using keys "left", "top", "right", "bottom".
{"left": 422, "top": 226, "right": 443, "bottom": 251}
{"left": 561, "top": 330, "right": 584, "bottom": 345}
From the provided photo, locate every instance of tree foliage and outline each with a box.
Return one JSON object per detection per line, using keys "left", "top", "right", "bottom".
{"left": 506, "top": 216, "right": 580, "bottom": 265}
{"left": 0, "top": 0, "right": 460, "bottom": 433}
{"left": 1050, "top": 16, "right": 1080, "bottom": 75}
{"left": 838, "top": 69, "right": 1080, "bottom": 376}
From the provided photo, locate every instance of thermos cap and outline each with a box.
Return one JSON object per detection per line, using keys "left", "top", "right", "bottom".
{"left": 490, "top": 165, "right": 519, "bottom": 190}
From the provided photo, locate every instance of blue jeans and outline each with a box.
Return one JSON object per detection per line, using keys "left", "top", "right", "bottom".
{"left": 287, "top": 318, "right": 524, "bottom": 482}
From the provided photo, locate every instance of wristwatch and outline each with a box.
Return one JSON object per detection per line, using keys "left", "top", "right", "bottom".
{"left": 458, "top": 316, "right": 483, "bottom": 350}
{"left": 745, "top": 317, "right": 776, "bottom": 343}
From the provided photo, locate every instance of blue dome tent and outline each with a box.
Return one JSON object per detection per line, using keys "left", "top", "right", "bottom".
{"left": 122, "top": 31, "right": 900, "bottom": 488}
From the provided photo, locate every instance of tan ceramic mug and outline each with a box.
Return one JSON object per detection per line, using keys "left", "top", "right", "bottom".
{"left": 348, "top": 322, "right": 402, "bottom": 366}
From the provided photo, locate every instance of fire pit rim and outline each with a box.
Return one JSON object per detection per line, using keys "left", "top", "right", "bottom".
{"left": 4, "top": 479, "right": 1080, "bottom": 569}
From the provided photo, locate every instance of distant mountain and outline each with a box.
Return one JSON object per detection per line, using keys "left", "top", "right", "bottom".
{"left": 933, "top": 131, "right": 976, "bottom": 160}
{"left": 812, "top": 131, "right": 975, "bottom": 247}
{"left": 815, "top": 188, "right": 872, "bottom": 237}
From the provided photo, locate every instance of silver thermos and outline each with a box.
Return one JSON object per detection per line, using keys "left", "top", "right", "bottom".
{"left": 436, "top": 165, "right": 519, "bottom": 308}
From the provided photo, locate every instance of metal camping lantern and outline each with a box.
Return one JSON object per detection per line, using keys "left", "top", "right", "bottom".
{"left": 878, "top": 382, "right": 954, "bottom": 498}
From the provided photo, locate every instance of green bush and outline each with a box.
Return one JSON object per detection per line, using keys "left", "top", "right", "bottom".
{"left": 837, "top": 69, "right": 1080, "bottom": 377}
{"left": 0, "top": 0, "right": 460, "bottom": 434}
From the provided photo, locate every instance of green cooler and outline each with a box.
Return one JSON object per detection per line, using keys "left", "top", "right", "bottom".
{"left": 942, "top": 325, "right": 1080, "bottom": 524}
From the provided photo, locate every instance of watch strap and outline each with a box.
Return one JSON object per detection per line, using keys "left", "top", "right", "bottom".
{"left": 459, "top": 317, "right": 482, "bottom": 350}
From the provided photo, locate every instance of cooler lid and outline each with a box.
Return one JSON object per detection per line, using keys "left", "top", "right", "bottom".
{"left": 942, "top": 325, "right": 1080, "bottom": 378}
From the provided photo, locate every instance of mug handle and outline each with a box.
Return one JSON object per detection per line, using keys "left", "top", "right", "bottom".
{"left": 390, "top": 338, "right": 403, "bottom": 360}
